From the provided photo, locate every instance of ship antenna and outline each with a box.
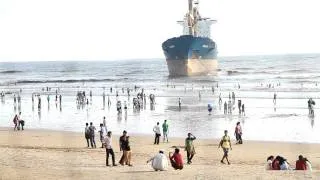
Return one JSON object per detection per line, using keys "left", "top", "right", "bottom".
{"left": 187, "top": 0, "right": 194, "bottom": 36}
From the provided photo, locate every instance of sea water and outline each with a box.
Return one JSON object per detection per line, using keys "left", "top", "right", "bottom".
{"left": 0, "top": 54, "right": 320, "bottom": 143}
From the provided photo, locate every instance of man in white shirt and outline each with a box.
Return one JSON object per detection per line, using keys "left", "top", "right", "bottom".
{"left": 147, "top": 150, "right": 168, "bottom": 171}
{"left": 153, "top": 122, "right": 161, "bottom": 145}
{"left": 104, "top": 131, "right": 117, "bottom": 166}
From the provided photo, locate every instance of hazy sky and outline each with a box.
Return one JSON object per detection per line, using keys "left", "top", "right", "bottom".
{"left": 0, "top": 0, "right": 320, "bottom": 61}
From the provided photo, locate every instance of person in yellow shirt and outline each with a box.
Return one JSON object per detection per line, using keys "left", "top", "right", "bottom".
{"left": 218, "top": 130, "right": 232, "bottom": 165}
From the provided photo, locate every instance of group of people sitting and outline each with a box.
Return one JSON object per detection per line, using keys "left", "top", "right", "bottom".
{"left": 266, "top": 155, "right": 312, "bottom": 171}
{"left": 147, "top": 148, "right": 183, "bottom": 171}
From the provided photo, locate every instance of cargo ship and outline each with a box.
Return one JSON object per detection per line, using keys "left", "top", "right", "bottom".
{"left": 162, "top": 0, "right": 218, "bottom": 76}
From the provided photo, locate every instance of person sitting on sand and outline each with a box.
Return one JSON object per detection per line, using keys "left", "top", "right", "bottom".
{"left": 305, "top": 158, "right": 312, "bottom": 171}
{"left": 169, "top": 148, "right": 183, "bottom": 170}
{"left": 218, "top": 130, "right": 232, "bottom": 165}
{"left": 272, "top": 156, "right": 281, "bottom": 170}
{"left": 295, "top": 155, "right": 306, "bottom": 170}
{"left": 279, "top": 156, "right": 290, "bottom": 170}
{"left": 185, "top": 133, "right": 196, "bottom": 164}
{"left": 147, "top": 150, "right": 169, "bottom": 171}
{"left": 266, "top": 156, "right": 274, "bottom": 170}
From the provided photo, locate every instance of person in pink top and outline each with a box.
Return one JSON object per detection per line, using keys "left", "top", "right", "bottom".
{"left": 234, "top": 122, "right": 243, "bottom": 144}
{"left": 169, "top": 148, "right": 183, "bottom": 170}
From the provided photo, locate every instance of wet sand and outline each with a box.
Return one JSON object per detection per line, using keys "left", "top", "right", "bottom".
{"left": 0, "top": 128, "right": 320, "bottom": 180}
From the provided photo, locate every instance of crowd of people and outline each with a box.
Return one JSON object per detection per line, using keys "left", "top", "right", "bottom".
{"left": 266, "top": 155, "right": 312, "bottom": 171}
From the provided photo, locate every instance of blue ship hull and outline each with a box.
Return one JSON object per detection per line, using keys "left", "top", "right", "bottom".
{"left": 162, "top": 35, "right": 218, "bottom": 76}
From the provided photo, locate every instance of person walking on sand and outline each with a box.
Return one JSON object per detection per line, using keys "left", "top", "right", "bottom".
{"left": 234, "top": 122, "right": 243, "bottom": 144}
{"left": 153, "top": 122, "right": 161, "bottom": 145}
{"left": 119, "top": 130, "right": 128, "bottom": 165}
{"left": 169, "top": 148, "right": 183, "bottom": 170}
{"left": 89, "top": 122, "right": 96, "bottom": 148}
{"left": 104, "top": 131, "right": 117, "bottom": 166}
{"left": 218, "top": 130, "right": 232, "bottom": 165}
{"left": 84, "top": 123, "right": 90, "bottom": 147}
{"left": 185, "top": 133, "right": 196, "bottom": 164}
{"left": 178, "top": 97, "right": 182, "bottom": 110}
{"left": 273, "top": 93, "right": 277, "bottom": 105}
{"left": 13, "top": 114, "right": 18, "bottom": 131}
{"left": 147, "top": 150, "right": 169, "bottom": 171}
{"left": 162, "top": 120, "right": 169, "bottom": 143}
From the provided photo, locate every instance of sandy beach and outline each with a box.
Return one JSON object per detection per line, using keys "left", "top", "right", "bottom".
{"left": 0, "top": 128, "right": 319, "bottom": 180}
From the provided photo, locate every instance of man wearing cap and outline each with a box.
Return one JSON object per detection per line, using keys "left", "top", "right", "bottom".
{"left": 147, "top": 150, "right": 169, "bottom": 171}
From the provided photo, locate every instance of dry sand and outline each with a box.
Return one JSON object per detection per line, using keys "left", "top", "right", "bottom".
{"left": 0, "top": 128, "right": 320, "bottom": 180}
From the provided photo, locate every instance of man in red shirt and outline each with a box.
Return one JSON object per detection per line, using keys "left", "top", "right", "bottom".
{"left": 296, "top": 155, "right": 307, "bottom": 170}
{"left": 169, "top": 148, "right": 183, "bottom": 170}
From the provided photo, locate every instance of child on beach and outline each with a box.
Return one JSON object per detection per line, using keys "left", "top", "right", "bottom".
{"left": 218, "top": 130, "right": 232, "bottom": 165}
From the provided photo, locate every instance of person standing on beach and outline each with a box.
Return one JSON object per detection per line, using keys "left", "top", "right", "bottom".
{"left": 13, "top": 114, "right": 18, "bottom": 131}
{"left": 89, "top": 122, "right": 96, "bottom": 148}
{"left": 224, "top": 101, "right": 227, "bottom": 114}
{"left": 178, "top": 97, "right": 182, "bottom": 110}
{"left": 153, "top": 122, "right": 161, "bottom": 145}
{"left": 103, "top": 116, "right": 107, "bottom": 132}
{"left": 162, "top": 120, "right": 169, "bottom": 143}
{"left": 99, "top": 123, "right": 107, "bottom": 148}
{"left": 273, "top": 93, "right": 277, "bottom": 105}
{"left": 218, "top": 130, "right": 232, "bottom": 165}
{"left": 104, "top": 131, "right": 117, "bottom": 166}
{"left": 234, "top": 122, "right": 243, "bottom": 144}
{"left": 238, "top": 100, "right": 242, "bottom": 114}
{"left": 185, "top": 133, "right": 196, "bottom": 164}
{"left": 84, "top": 123, "right": 90, "bottom": 147}
{"left": 119, "top": 130, "right": 128, "bottom": 165}
{"left": 241, "top": 104, "right": 245, "bottom": 116}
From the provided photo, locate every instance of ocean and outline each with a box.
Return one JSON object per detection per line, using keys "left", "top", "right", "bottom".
{"left": 0, "top": 54, "right": 320, "bottom": 143}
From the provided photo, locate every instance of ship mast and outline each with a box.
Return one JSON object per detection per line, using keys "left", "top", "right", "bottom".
{"left": 187, "top": 0, "right": 200, "bottom": 36}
